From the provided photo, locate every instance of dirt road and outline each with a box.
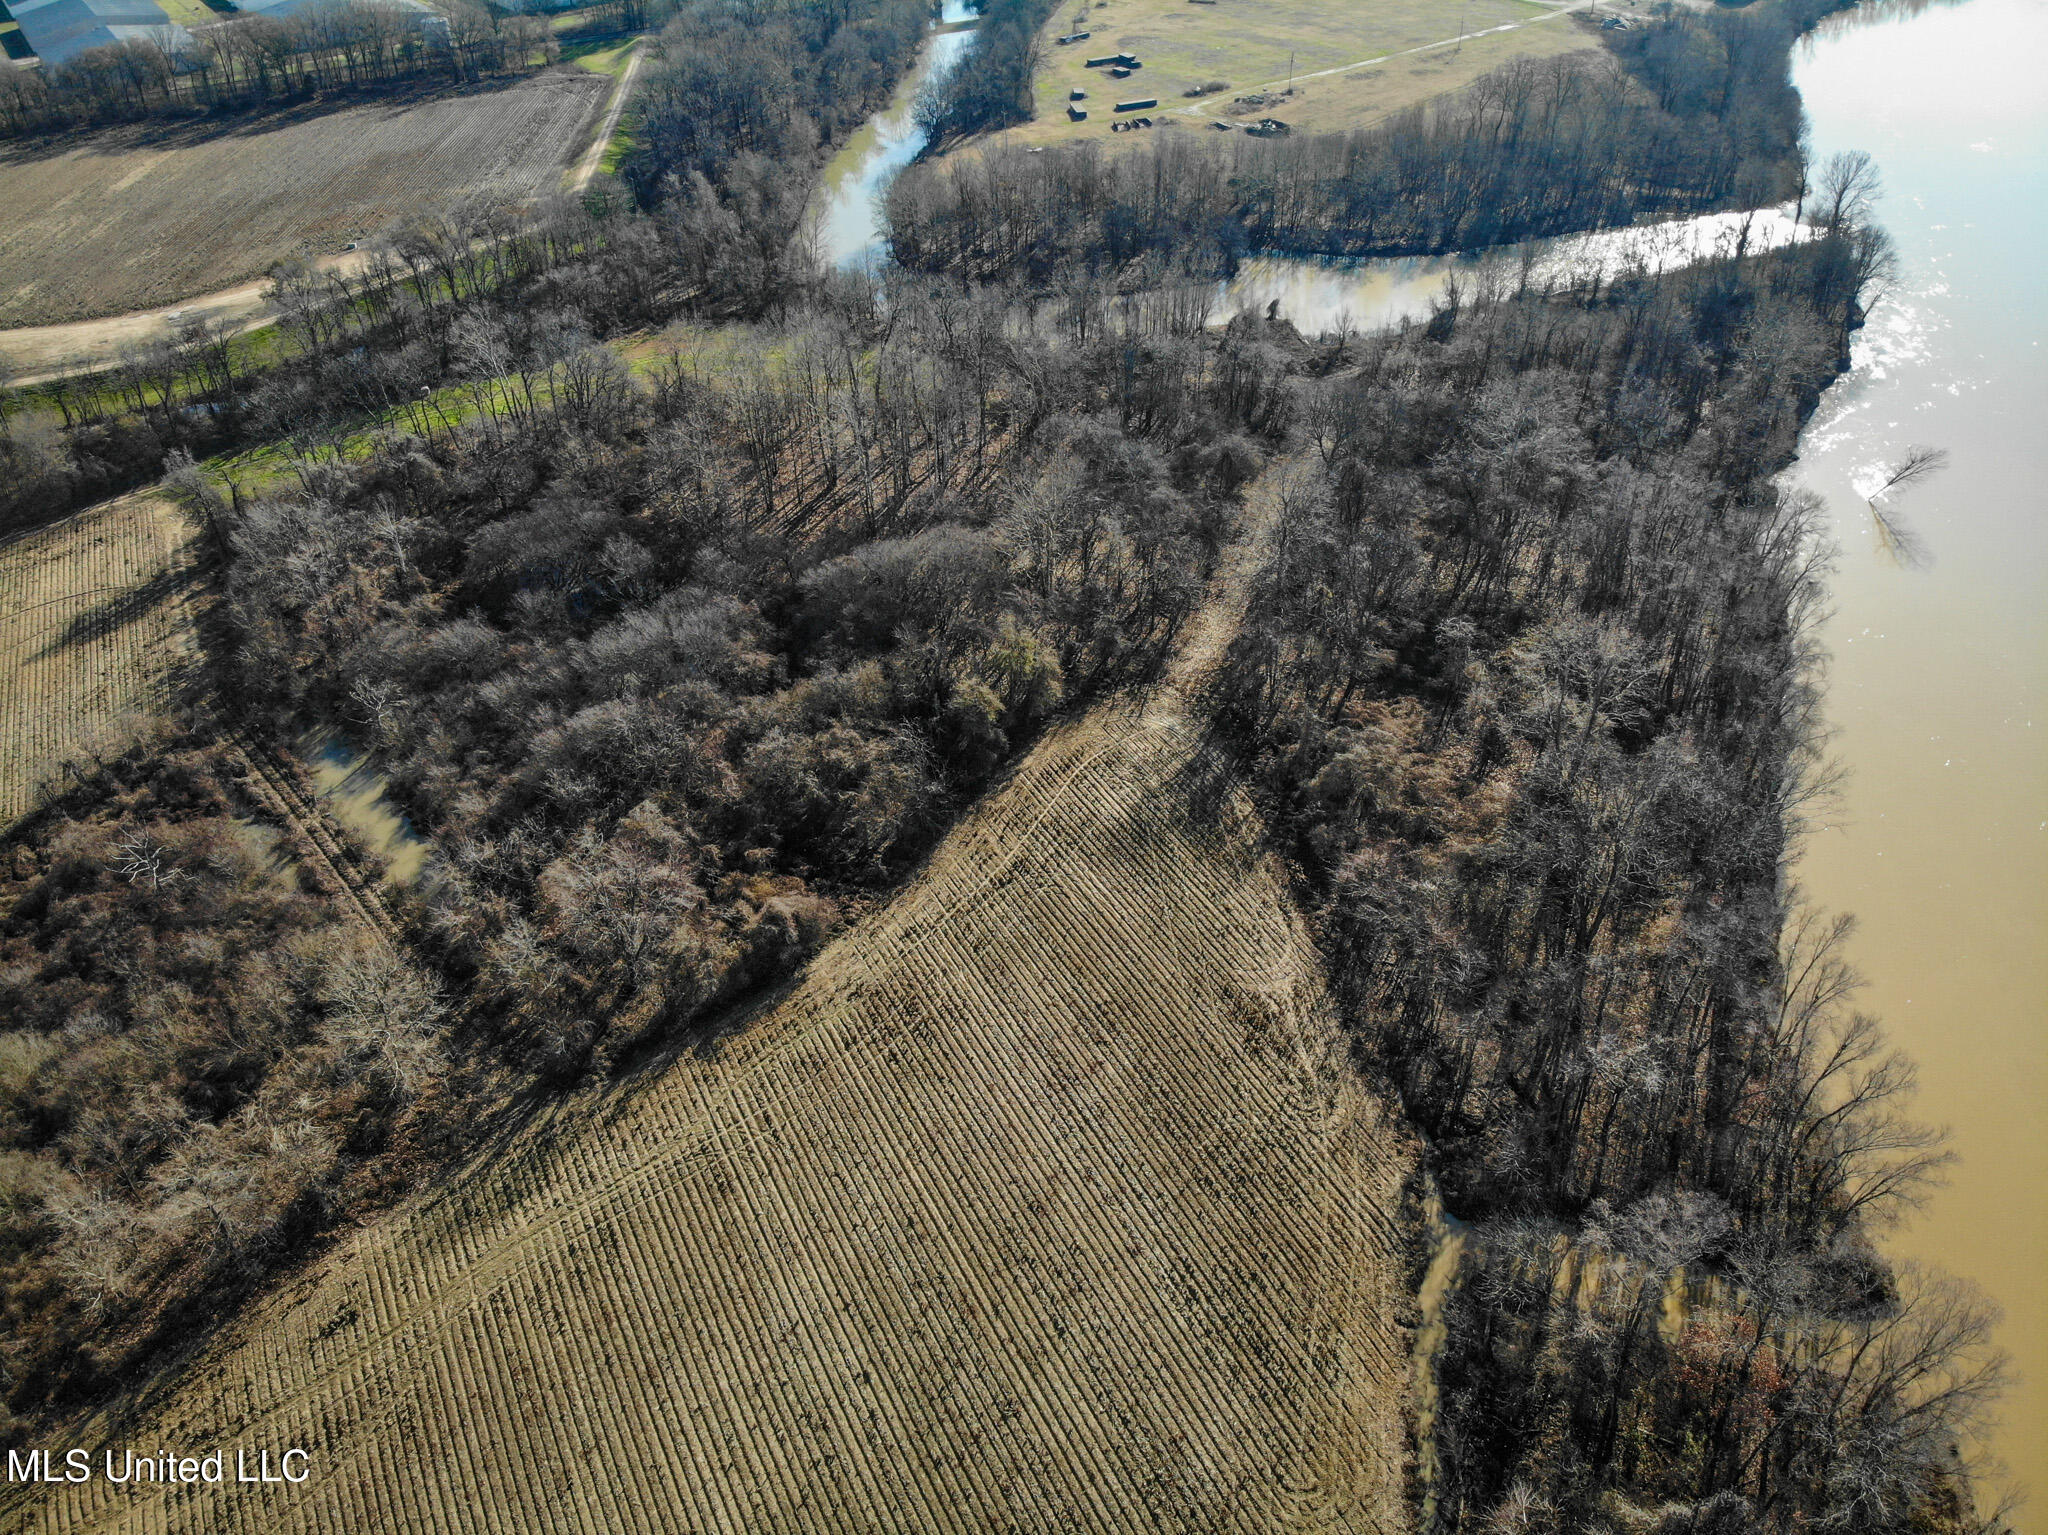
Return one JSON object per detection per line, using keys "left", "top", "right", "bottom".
{"left": 0, "top": 250, "right": 377, "bottom": 386}
{"left": 569, "top": 39, "right": 646, "bottom": 194}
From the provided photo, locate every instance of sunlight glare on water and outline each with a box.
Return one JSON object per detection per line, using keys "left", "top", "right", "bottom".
{"left": 1790, "top": 0, "right": 2048, "bottom": 1511}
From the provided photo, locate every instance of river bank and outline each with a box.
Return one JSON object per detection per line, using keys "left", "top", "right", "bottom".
{"left": 807, "top": 0, "right": 980, "bottom": 269}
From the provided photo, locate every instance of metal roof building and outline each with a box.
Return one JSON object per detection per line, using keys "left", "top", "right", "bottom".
{"left": 11, "top": 0, "right": 188, "bottom": 65}
{"left": 230, "top": 0, "right": 435, "bottom": 21}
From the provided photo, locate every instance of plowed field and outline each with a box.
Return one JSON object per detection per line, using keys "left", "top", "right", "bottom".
{"left": 6, "top": 711, "right": 1415, "bottom": 1534}
{"left": 0, "top": 493, "right": 204, "bottom": 829}
{"left": 4, "top": 460, "right": 1417, "bottom": 1533}
{"left": 0, "top": 73, "right": 605, "bottom": 329}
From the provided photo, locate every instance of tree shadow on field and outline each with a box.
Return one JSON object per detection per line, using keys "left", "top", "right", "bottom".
{"left": 401, "top": 968, "right": 811, "bottom": 1243}
{"left": 32, "top": 545, "right": 204, "bottom": 660}
{"left": 0, "top": 70, "right": 600, "bottom": 168}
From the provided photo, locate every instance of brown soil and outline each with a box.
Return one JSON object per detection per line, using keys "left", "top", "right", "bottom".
{"left": 0, "top": 73, "right": 605, "bottom": 333}
{"left": 0, "top": 493, "right": 206, "bottom": 830}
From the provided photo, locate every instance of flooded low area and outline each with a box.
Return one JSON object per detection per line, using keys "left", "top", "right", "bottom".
{"left": 808, "top": 0, "right": 979, "bottom": 269}
{"left": 1789, "top": 0, "right": 2046, "bottom": 1504}
{"left": 298, "top": 732, "right": 429, "bottom": 884}
{"left": 1222, "top": 206, "right": 1812, "bottom": 334}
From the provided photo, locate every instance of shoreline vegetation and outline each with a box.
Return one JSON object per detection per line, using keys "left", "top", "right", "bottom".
{"left": 0, "top": 0, "right": 2015, "bottom": 1528}
{"left": 888, "top": 0, "right": 1863, "bottom": 277}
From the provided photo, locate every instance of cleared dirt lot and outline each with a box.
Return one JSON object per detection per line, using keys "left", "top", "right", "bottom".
{"left": 962, "top": 0, "right": 1601, "bottom": 154}
{"left": 0, "top": 493, "right": 205, "bottom": 828}
{"left": 5, "top": 481, "right": 1417, "bottom": 1530}
{"left": 0, "top": 72, "right": 605, "bottom": 329}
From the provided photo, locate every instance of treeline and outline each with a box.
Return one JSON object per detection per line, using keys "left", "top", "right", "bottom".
{"left": 1208, "top": 172, "right": 2006, "bottom": 1527}
{"left": 0, "top": 721, "right": 450, "bottom": 1416}
{"left": 0, "top": 0, "right": 553, "bottom": 138}
{"left": 914, "top": 0, "right": 1058, "bottom": 146}
{"left": 621, "top": 0, "right": 929, "bottom": 211}
{"left": 0, "top": 166, "right": 783, "bottom": 539}
{"left": 889, "top": 3, "right": 1836, "bottom": 281}
{"left": 1, "top": 194, "right": 639, "bottom": 540}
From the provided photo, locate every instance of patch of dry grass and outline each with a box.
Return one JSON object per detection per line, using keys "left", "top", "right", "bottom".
{"left": 948, "top": 0, "right": 1601, "bottom": 155}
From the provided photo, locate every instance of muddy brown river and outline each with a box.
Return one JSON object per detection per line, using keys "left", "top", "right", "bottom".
{"left": 1790, "top": 0, "right": 2047, "bottom": 1508}
{"left": 819, "top": 0, "right": 2045, "bottom": 1502}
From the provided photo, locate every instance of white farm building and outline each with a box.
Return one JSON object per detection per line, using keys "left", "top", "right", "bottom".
{"left": 10, "top": 0, "right": 189, "bottom": 66}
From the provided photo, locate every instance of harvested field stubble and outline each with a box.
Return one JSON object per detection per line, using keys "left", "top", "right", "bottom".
{"left": 0, "top": 73, "right": 605, "bottom": 328}
{"left": 6, "top": 701, "right": 1416, "bottom": 1532}
{"left": 0, "top": 493, "right": 205, "bottom": 828}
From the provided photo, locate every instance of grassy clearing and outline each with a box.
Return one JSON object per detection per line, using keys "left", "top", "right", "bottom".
{"left": 152, "top": 0, "right": 219, "bottom": 27}
{"left": 561, "top": 34, "right": 636, "bottom": 74}
{"left": 0, "top": 493, "right": 205, "bottom": 828}
{"left": 946, "top": 0, "right": 1598, "bottom": 154}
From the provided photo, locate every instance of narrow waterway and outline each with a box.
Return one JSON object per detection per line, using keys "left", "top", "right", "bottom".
{"left": 808, "top": 0, "right": 980, "bottom": 269}
{"left": 1221, "top": 206, "right": 1813, "bottom": 334}
{"left": 1790, "top": 0, "right": 2047, "bottom": 1508}
{"left": 298, "top": 732, "right": 429, "bottom": 885}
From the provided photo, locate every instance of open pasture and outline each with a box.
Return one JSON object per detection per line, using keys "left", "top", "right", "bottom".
{"left": 0, "top": 71, "right": 605, "bottom": 330}
{"left": 5, "top": 694, "right": 1416, "bottom": 1533}
{"left": 0, "top": 493, "right": 204, "bottom": 828}
{"left": 973, "top": 0, "right": 1601, "bottom": 152}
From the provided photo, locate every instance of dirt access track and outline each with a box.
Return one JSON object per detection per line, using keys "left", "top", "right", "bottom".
{"left": 0, "top": 70, "right": 605, "bottom": 339}
{"left": 5, "top": 474, "right": 1419, "bottom": 1534}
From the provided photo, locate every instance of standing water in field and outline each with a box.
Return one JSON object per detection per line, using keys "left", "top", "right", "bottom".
{"left": 1788, "top": 0, "right": 2048, "bottom": 1509}
{"left": 297, "top": 732, "right": 429, "bottom": 884}
{"left": 809, "top": 0, "right": 980, "bottom": 270}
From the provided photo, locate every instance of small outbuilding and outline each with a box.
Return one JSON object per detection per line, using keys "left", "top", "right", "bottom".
{"left": 1068, "top": 104, "right": 1088, "bottom": 120}
{"left": 1113, "top": 97, "right": 1157, "bottom": 112}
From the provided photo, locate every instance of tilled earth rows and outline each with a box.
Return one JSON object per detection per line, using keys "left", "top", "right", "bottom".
{"left": 0, "top": 73, "right": 605, "bottom": 328}
{"left": 14, "top": 705, "right": 1416, "bottom": 1534}
{"left": 0, "top": 494, "right": 203, "bottom": 827}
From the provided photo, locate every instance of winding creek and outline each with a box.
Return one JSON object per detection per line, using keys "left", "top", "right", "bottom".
{"left": 809, "top": 0, "right": 981, "bottom": 269}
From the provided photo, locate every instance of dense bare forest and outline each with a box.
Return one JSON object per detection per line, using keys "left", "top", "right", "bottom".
{"left": 0, "top": 0, "right": 2013, "bottom": 1526}
{"left": 888, "top": 0, "right": 1852, "bottom": 279}
{"left": 1202, "top": 169, "right": 2004, "bottom": 1529}
{"left": 620, "top": 0, "right": 931, "bottom": 211}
